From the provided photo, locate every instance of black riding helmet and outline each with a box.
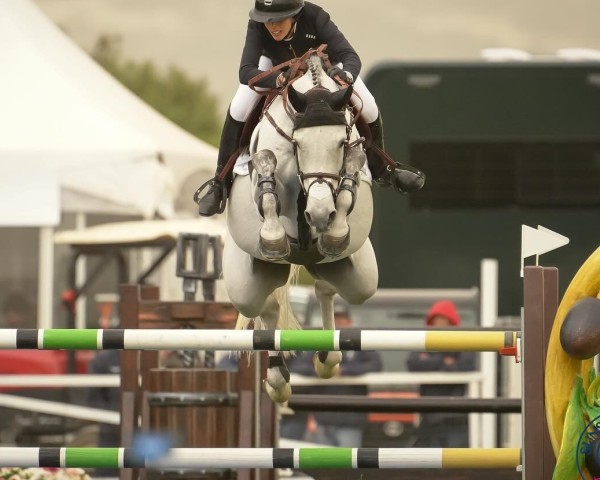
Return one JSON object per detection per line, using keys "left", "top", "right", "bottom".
{"left": 249, "top": 0, "right": 304, "bottom": 23}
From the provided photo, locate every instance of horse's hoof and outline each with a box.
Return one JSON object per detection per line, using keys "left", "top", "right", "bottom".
{"left": 312, "top": 353, "right": 341, "bottom": 379}
{"left": 317, "top": 231, "right": 350, "bottom": 258}
{"left": 259, "top": 236, "right": 291, "bottom": 261}
{"left": 263, "top": 379, "right": 292, "bottom": 404}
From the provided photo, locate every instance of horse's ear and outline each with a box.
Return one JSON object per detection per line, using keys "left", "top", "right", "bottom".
{"left": 329, "top": 85, "right": 354, "bottom": 111}
{"left": 288, "top": 86, "right": 308, "bottom": 113}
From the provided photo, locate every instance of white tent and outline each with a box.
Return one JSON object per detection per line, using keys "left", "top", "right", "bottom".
{"left": 0, "top": 0, "right": 219, "bottom": 326}
{"left": 0, "top": 0, "right": 218, "bottom": 220}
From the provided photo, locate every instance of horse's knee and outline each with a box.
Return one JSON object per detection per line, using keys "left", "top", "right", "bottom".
{"left": 252, "top": 150, "right": 277, "bottom": 176}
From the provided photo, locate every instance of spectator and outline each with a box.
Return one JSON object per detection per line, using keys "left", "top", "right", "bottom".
{"left": 406, "top": 300, "right": 476, "bottom": 447}
{"left": 1, "top": 292, "right": 35, "bottom": 328}
{"left": 297, "top": 302, "right": 383, "bottom": 447}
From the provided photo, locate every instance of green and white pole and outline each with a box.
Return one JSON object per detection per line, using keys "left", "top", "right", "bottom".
{"left": 0, "top": 329, "right": 517, "bottom": 352}
{"left": 0, "top": 448, "right": 521, "bottom": 470}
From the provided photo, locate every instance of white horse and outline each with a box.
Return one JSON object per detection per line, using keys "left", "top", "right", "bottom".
{"left": 223, "top": 52, "right": 378, "bottom": 403}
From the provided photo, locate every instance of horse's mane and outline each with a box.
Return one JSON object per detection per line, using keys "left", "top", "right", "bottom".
{"left": 305, "top": 55, "right": 324, "bottom": 89}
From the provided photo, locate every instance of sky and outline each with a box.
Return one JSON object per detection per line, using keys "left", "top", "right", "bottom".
{"left": 33, "top": 0, "right": 600, "bottom": 114}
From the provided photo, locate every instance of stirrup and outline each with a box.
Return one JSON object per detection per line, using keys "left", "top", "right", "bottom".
{"left": 193, "top": 177, "right": 228, "bottom": 215}
{"left": 391, "top": 164, "right": 426, "bottom": 194}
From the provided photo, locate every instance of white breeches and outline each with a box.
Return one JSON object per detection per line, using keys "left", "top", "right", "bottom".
{"left": 229, "top": 57, "right": 379, "bottom": 124}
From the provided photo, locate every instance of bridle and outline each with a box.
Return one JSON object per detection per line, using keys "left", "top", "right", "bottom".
{"left": 294, "top": 133, "right": 364, "bottom": 216}
{"left": 262, "top": 70, "right": 365, "bottom": 214}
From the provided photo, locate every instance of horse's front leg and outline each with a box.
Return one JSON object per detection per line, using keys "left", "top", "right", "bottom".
{"left": 253, "top": 150, "right": 290, "bottom": 260}
{"left": 312, "top": 280, "right": 342, "bottom": 379}
{"left": 318, "top": 147, "right": 366, "bottom": 257}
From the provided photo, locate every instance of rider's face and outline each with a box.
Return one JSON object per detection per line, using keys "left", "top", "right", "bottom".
{"left": 265, "top": 17, "right": 294, "bottom": 41}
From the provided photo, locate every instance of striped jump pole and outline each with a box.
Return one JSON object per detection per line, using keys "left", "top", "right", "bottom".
{"left": 0, "top": 329, "right": 518, "bottom": 352}
{"left": 0, "top": 447, "right": 522, "bottom": 470}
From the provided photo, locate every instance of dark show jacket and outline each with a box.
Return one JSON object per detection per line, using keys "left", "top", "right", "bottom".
{"left": 239, "top": 1, "right": 361, "bottom": 88}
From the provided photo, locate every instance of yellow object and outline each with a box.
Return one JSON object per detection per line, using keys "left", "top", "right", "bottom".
{"left": 545, "top": 247, "right": 600, "bottom": 467}
{"left": 425, "top": 331, "right": 516, "bottom": 351}
{"left": 441, "top": 448, "right": 521, "bottom": 469}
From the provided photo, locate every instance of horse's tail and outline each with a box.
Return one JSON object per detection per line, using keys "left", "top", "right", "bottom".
{"left": 235, "top": 265, "right": 302, "bottom": 331}
{"left": 275, "top": 264, "right": 302, "bottom": 330}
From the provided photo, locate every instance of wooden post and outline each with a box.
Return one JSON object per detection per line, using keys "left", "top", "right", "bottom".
{"left": 119, "top": 283, "right": 276, "bottom": 480}
{"left": 522, "top": 266, "right": 557, "bottom": 479}
{"left": 119, "top": 284, "right": 158, "bottom": 480}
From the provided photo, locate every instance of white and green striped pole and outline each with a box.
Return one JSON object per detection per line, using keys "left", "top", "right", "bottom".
{"left": 0, "top": 448, "right": 521, "bottom": 470}
{"left": 0, "top": 329, "right": 517, "bottom": 352}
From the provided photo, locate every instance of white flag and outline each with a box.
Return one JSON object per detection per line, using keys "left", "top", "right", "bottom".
{"left": 520, "top": 225, "right": 569, "bottom": 276}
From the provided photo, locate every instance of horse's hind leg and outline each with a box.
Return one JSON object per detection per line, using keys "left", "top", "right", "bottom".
{"left": 223, "top": 236, "right": 296, "bottom": 403}
{"left": 309, "top": 241, "right": 378, "bottom": 378}
{"left": 223, "top": 232, "right": 291, "bottom": 317}
{"left": 259, "top": 294, "right": 293, "bottom": 403}
{"left": 312, "top": 280, "right": 342, "bottom": 379}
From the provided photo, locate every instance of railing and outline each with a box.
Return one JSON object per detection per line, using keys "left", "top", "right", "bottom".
{"left": 0, "top": 371, "right": 508, "bottom": 448}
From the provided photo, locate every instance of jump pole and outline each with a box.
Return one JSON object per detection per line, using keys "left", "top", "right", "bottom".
{"left": 0, "top": 329, "right": 518, "bottom": 352}
{"left": 0, "top": 447, "right": 521, "bottom": 470}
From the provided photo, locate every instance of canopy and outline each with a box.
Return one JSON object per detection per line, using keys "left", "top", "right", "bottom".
{"left": 54, "top": 218, "right": 226, "bottom": 248}
{"left": 0, "top": 0, "right": 217, "bottom": 223}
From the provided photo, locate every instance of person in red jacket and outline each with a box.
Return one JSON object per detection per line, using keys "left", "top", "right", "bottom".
{"left": 196, "top": 0, "right": 425, "bottom": 216}
{"left": 406, "top": 300, "right": 476, "bottom": 447}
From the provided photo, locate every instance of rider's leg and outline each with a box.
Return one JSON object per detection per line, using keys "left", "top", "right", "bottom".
{"left": 197, "top": 86, "right": 259, "bottom": 216}
{"left": 352, "top": 76, "right": 425, "bottom": 193}
{"left": 198, "top": 57, "right": 273, "bottom": 216}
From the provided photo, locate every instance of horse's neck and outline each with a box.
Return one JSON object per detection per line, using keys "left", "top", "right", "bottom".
{"left": 252, "top": 96, "right": 298, "bottom": 184}
{"left": 294, "top": 64, "right": 337, "bottom": 94}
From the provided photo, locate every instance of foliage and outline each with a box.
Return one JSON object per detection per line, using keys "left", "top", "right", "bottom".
{"left": 91, "top": 34, "right": 221, "bottom": 146}
{"left": 0, "top": 468, "right": 91, "bottom": 480}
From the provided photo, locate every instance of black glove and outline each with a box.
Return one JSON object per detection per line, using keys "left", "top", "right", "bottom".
{"left": 327, "top": 66, "right": 354, "bottom": 84}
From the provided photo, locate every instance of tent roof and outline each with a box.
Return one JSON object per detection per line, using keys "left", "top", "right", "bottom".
{"left": 0, "top": 0, "right": 217, "bottom": 220}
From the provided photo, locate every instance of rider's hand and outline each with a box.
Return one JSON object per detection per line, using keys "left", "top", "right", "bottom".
{"left": 327, "top": 66, "right": 354, "bottom": 84}
{"left": 276, "top": 69, "right": 291, "bottom": 88}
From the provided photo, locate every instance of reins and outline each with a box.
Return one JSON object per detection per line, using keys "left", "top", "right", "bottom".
{"left": 248, "top": 44, "right": 363, "bottom": 123}
{"left": 247, "top": 45, "right": 366, "bottom": 214}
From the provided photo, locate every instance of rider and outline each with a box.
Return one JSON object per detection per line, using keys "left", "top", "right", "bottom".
{"left": 196, "top": 0, "right": 426, "bottom": 217}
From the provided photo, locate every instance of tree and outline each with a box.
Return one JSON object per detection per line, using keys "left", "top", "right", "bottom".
{"left": 91, "top": 35, "right": 221, "bottom": 146}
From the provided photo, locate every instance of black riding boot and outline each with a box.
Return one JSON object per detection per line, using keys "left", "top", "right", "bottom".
{"left": 367, "top": 113, "right": 426, "bottom": 194}
{"left": 197, "top": 109, "right": 245, "bottom": 216}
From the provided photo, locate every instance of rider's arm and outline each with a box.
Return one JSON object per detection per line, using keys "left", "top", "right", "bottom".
{"left": 312, "top": 6, "right": 361, "bottom": 80}
{"left": 239, "top": 21, "right": 280, "bottom": 89}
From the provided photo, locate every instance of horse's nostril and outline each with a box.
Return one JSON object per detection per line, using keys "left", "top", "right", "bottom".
{"left": 305, "top": 211, "right": 312, "bottom": 224}
{"left": 328, "top": 211, "right": 337, "bottom": 225}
